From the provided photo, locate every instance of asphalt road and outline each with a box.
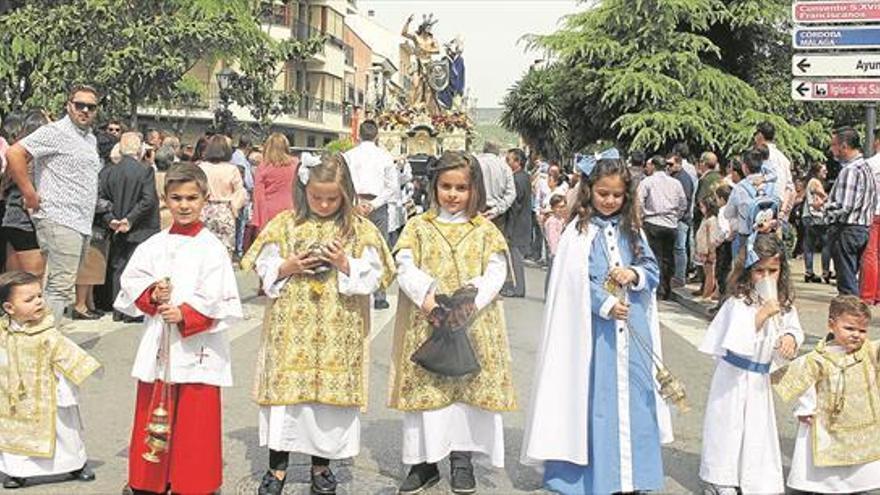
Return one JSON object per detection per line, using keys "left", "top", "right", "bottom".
{"left": 4, "top": 265, "right": 873, "bottom": 495}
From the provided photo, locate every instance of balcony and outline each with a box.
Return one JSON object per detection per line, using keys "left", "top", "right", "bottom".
{"left": 292, "top": 20, "right": 319, "bottom": 41}
{"left": 297, "top": 95, "right": 324, "bottom": 123}
{"left": 259, "top": 2, "right": 289, "bottom": 27}
{"left": 324, "top": 100, "right": 343, "bottom": 115}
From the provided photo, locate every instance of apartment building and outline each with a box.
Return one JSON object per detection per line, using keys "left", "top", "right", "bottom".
{"left": 139, "top": 0, "right": 362, "bottom": 148}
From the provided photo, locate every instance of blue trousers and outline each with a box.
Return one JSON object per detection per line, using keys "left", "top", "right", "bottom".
{"left": 829, "top": 224, "right": 869, "bottom": 296}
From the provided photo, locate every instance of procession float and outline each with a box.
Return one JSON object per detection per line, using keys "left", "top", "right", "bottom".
{"left": 376, "top": 14, "right": 473, "bottom": 173}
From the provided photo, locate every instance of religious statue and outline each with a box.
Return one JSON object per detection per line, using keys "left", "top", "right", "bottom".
{"left": 401, "top": 14, "right": 442, "bottom": 115}
{"left": 438, "top": 37, "right": 466, "bottom": 111}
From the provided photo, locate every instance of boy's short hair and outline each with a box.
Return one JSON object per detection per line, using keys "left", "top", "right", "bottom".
{"left": 829, "top": 295, "right": 871, "bottom": 322}
{"left": 549, "top": 194, "right": 566, "bottom": 208}
{"left": 0, "top": 271, "right": 41, "bottom": 308}
{"left": 164, "top": 162, "right": 209, "bottom": 195}
{"left": 715, "top": 183, "right": 732, "bottom": 203}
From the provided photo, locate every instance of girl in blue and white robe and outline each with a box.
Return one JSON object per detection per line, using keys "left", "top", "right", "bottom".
{"left": 521, "top": 157, "right": 674, "bottom": 495}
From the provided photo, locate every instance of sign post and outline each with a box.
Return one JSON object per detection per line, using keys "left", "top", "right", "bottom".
{"left": 792, "top": 0, "right": 880, "bottom": 150}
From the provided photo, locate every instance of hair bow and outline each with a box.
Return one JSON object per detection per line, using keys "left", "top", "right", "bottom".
{"left": 298, "top": 152, "right": 321, "bottom": 186}
{"left": 576, "top": 146, "right": 620, "bottom": 176}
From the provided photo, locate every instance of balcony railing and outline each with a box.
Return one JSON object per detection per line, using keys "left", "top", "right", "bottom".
{"left": 293, "top": 20, "right": 319, "bottom": 41}
{"left": 324, "top": 100, "right": 343, "bottom": 115}
{"left": 297, "top": 95, "right": 324, "bottom": 123}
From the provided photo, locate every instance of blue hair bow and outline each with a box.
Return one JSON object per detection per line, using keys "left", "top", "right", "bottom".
{"left": 744, "top": 231, "right": 760, "bottom": 269}
{"left": 576, "top": 147, "right": 621, "bottom": 176}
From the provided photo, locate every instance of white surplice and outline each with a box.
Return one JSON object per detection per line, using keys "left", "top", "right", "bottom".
{"left": 395, "top": 209, "right": 508, "bottom": 468}
{"left": 114, "top": 228, "right": 243, "bottom": 387}
{"left": 699, "top": 297, "right": 804, "bottom": 494}
{"left": 0, "top": 375, "right": 86, "bottom": 477}
{"left": 787, "top": 372, "right": 880, "bottom": 493}
{"left": 254, "top": 244, "right": 383, "bottom": 458}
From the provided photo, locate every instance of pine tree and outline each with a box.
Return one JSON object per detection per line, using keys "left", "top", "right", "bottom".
{"left": 503, "top": 0, "right": 838, "bottom": 162}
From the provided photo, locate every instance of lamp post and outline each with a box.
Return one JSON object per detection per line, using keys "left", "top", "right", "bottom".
{"left": 214, "top": 67, "right": 236, "bottom": 135}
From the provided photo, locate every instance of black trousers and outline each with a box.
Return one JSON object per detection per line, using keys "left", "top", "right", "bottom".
{"left": 644, "top": 223, "right": 677, "bottom": 300}
{"left": 109, "top": 238, "right": 139, "bottom": 311}
{"left": 829, "top": 224, "right": 869, "bottom": 296}
{"left": 269, "top": 449, "right": 329, "bottom": 471}
{"left": 715, "top": 240, "right": 732, "bottom": 297}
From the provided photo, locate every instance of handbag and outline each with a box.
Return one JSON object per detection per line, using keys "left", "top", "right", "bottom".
{"left": 410, "top": 285, "right": 481, "bottom": 377}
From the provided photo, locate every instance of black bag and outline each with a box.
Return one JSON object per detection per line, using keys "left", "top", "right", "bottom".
{"left": 410, "top": 286, "right": 481, "bottom": 377}
{"left": 410, "top": 324, "right": 481, "bottom": 377}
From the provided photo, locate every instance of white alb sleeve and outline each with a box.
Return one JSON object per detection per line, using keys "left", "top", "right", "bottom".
{"left": 254, "top": 243, "right": 290, "bottom": 298}
{"left": 338, "top": 246, "right": 383, "bottom": 296}
{"left": 395, "top": 249, "right": 437, "bottom": 308}
{"left": 464, "top": 252, "right": 508, "bottom": 310}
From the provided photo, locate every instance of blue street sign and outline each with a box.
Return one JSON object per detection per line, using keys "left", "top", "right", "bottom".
{"left": 793, "top": 26, "right": 880, "bottom": 50}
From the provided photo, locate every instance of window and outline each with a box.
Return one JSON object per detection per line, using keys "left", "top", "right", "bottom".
{"left": 307, "top": 135, "right": 316, "bottom": 148}
{"left": 324, "top": 8, "right": 343, "bottom": 40}
{"left": 323, "top": 137, "right": 333, "bottom": 146}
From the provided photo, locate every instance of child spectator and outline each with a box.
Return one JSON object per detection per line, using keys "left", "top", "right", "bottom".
{"left": 695, "top": 196, "right": 721, "bottom": 300}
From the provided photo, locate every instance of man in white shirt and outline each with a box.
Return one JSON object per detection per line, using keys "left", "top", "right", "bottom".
{"left": 475, "top": 141, "right": 515, "bottom": 229}
{"left": 343, "top": 120, "right": 397, "bottom": 309}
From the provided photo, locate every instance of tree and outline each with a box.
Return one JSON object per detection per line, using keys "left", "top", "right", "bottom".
{"left": 503, "top": 0, "right": 838, "bottom": 163}
{"left": 0, "top": 0, "right": 324, "bottom": 133}
{"left": 500, "top": 66, "right": 569, "bottom": 160}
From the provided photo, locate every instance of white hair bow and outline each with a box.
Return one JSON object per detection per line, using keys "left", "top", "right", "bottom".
{"left": 298, "top": 152, "right": 322, "bottom": 185}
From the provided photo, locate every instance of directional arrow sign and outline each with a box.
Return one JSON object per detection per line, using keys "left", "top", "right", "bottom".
{"left": 791, "top": 79, "right": 880, "bottom": 101}
{"left": 793, "top": 1, "right": 880, "bottom": 24}
{"left": 793, "top": 26, "right": 880, "bottom": 50}
{"left": 792, "top": 54, "right": 880, "bottom": 77}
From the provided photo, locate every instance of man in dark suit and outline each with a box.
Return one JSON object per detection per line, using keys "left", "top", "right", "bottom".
{"left": 501, "top": 148, "right": 533, "bottom": 298}
{"left": 99, "top": 132, "right": 160, "bottom": 321}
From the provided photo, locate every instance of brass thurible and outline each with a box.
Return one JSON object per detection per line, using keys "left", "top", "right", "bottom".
{"left": 143, "top": 276, "right": 174, "bottom": 463}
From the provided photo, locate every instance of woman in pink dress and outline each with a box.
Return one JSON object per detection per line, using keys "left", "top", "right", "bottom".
{"left": 250, "top": 133, "right": 298, "bottom": 232}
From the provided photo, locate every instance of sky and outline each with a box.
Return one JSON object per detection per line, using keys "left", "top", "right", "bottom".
{"left": 358, "top": 0, "right": 584, "bottom": 107}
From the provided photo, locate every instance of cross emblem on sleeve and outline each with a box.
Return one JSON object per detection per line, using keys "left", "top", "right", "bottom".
{"left": 196, "top": 347, "right": 210, "bottom": 365}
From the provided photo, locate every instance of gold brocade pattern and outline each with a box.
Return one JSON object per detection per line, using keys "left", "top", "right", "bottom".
{"left": 0, "top": 315, "right": 101, "bottom": 458}
{"left": 772, "top": 339, "right": 880, "bottom": 467}
{"left": 387, "top": 212, "right": 517, "bottom": 412}
{"left": 241, "top": 212, "right": 395, "bottom": 408}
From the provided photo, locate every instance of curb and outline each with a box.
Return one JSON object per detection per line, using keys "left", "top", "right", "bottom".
{"left": 670, "top": 285, "right": 716, "bottom": 321}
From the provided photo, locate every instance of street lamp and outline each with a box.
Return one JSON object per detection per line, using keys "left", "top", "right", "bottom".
{"left": 214, "top": 67, "right": 236, "bottom": 134}
{"left": 216, "top": 67, "right": 235, "bottom": 93}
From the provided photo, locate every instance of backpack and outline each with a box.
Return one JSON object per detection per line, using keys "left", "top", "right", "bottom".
{"left": 741, "top": 179, "right": 781, "bottom": 234}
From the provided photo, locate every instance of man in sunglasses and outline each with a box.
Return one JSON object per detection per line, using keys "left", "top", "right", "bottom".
{"left": 5, "top": 85, "right": 103, "bottom": 325}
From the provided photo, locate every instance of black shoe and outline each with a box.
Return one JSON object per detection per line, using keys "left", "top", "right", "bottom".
{"left": 399, "top": 463, "right": 440, "bottom": 494}
{"left": 258, "top": 470, "right": 286, "bottom": 495}
{"left": 69, "top": 463, "right": 96, "bottom": 481}
{"left": 374, "top": 299, "right": 390, "bottom": 310}
{"left": 3, "top": 477, "right": 25, "bottom": 489}
{"left": 113, "top": 311, "right": 124, "bottom": 322}
{"left": 450, "top": 453, "right": 476, "bottom": 494}
{"left": 805, "top": 274, "right": 822, "bottom": 283}
{"left": 824, "top": 272, "right": 835, "bottom": 284}
{"left": 122, "top": 315, "right": 144, "bottom": 324}
{"left": 311, "top": 466, "right": 338, "bottom": 494}
{"left": 71, "top": 308, "right": 101, "bottom": 321}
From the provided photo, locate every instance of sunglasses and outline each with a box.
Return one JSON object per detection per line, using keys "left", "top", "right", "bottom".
{"left": 71, "top": 101, "right": 98, "bottom": 113}
{"left": 107, "top": 127, "right": 120, "bottom": 133}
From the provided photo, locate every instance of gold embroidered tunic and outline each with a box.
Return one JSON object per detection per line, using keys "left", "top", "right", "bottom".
{"left": 387, "top": 212, "right": 517, "bottom": 412}
{"left": 242, "top": 212, "right": 395, "bottom": 408}
{"left": 0, "top": 315, "right": 101, "bottom": 458}
{"left": 772, "top": 339, "right": 880, "bottom": 467}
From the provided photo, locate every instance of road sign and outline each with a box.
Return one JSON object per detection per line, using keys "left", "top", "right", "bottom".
{"left": 791, "top": 79, "right": 880, "bottom": 101}
{"left": 793, "top": 1, "right": 880, "bottom": 24}
{"left": 792, "top": 54, "right": 880, "bottom": 77}
{"left": 793, "top": 26, "right": 880, "bottom": 50}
